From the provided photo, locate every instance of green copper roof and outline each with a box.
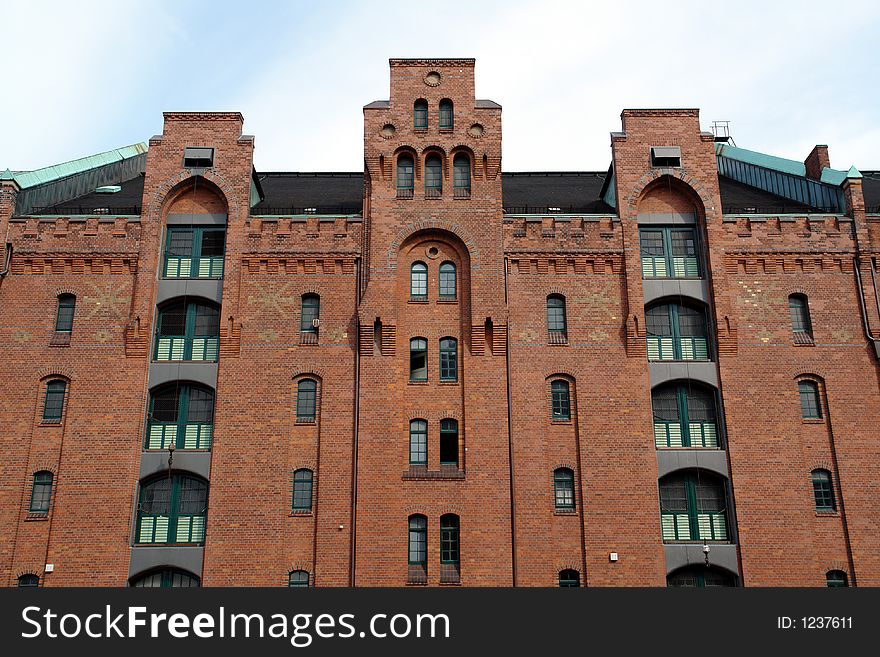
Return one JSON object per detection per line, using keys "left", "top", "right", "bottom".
{"left": 10, "top": 143, "right": 148, "bottom": 189}
{"left": 715, "top": 142, "right": 856, "bottom": 187}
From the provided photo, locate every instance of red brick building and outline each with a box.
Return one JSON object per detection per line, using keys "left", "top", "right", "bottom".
{"left": 2, "top": 58, "right": 878, "bottom": 588}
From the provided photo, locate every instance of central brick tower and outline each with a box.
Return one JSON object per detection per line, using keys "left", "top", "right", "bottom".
{"left": 354, "top": 59, "right": 512, "bottom": 585}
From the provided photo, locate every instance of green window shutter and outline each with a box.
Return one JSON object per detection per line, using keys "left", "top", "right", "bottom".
{"left": 139, "top": 515, "right": 170, "bottom": 543}
{"left": 654, "top": 422, "right": 683, "bottom": 448}
{"left": 661, "top": 513, "right": 691, "bottom": 540}
{"left": 697, "top": 513, "right": 727, "bottom": 541}
{"left": 690, "top": 422, "right": 718, "bottom": 448}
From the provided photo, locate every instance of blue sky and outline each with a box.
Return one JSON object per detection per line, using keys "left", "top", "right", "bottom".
{"left": 2, "top": 0, "right": 879, "bottom": 173}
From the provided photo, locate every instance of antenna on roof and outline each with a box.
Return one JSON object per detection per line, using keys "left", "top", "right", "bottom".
{"left": 710, "top": 121, "right": 736, "bottom": 146}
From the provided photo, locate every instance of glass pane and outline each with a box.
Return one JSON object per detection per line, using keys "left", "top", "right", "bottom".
{"left": 167, "top": 229, "right": 194, "bottom": 256}
{"left": 410, "top": 339, "right": 428, "bottom": 380}
{"left": 43, "top": 381, "right": 66, "bottom": 421}
{"left": 694, "top": 478, "right": 725, "bottom": 513}
{"left": 410, "top": 420, "right": 427, "bottom": 464}
{"left": 289, "top": 570, "right": 310, "bottom": 587}
{"left": 439, "top": 263, "right": 456, "bottom": 297}
{"left": 55, "top": 296, "right": 76, "bottom": 332}
{"left": 646, "top": 305, "right": 672, "bottom": 336}
{"left": 411, "top": 263, "right": 427, "bottom": 297}
{"left": 798, "top": 381, "right": 821, "bottom": 418}
{"left": 453, "top": 156, "right": 470, "bottom": 188}
{"left": 440, "top": 420, "right": 458, "bottom": 464}
{"left": 551, "top": 380, "right": 570, "bottom": 419}
{"left": 547, "top": 297, "right": 566, "bottom": 333}
{"left": 30, "top": 473, "right": 53, "bottom": 512}
{"left": 193, "top": 304, "right": 220, "bottom": 336}
{"left": 440, "top": 515, "right": 459, "bottom": 563}
{"left": 440, "top": 338, "right": 457, "bottom": 381}
{"left": 297, "top": 380, "right": 317, "bottom": 420}
{"left": 187, "top": 387, "right": 215, "bottom": 424}
{"left": 293, "top": 470, "right": 313, "bottom": 510}
{"left": 178, "top": 477, "right": 208, "bottom": 514}
{"left": 151, "top": 387, "right": 180, "bottom": 423}
{"left": 687, "top": 388, "right": 716, "bottom": 423}
{"left": 159, "top": 303, "right": 187, "bottom": 336}
{"left": 425, "top": 157, "right": 442, "bottom": 190}
{"left": 140, "top": 478, "right": 172, "bottom": 515}
{"left": 640, "top": 230, "right": 665, "bottom": 256}
{"left": 554, "top": 469, "right": 575, "bottom": 509}
{"left": 199, "top": 230, "right": 225, "bottom": 257}
{"left": 659, "top": 476, "right": 688, "bottom": 512}
{"left": 409, "top": 517, "right": 427, "bottom": 564}
{"left": 397, "top": 157, "right": 414, "bottom": 189}
{"left": 301, "top": 295, "right": 320, "bottom": 332}
{"left": 652, "top": 387, "right": 679, "bottom": 422}
{"left": 677, "top": 306, "right": 707, "bottom": 337}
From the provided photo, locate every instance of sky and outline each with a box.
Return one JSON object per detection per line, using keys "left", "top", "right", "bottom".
{"left": 1, "top": 0, "right": 879, "bottom": 173}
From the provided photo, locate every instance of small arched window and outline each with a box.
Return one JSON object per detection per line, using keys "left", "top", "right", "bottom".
{"left": 131, "top": 568, "right": 200, "bottom": 588}
{"left": 408, "top": 515, "right": 428, "bottom": 583}
{"left": 425, "top": 155, "right": 442, "bottom": 197}
{"left": 17, "top": 574, "right": 40, "bottom": 588}
{"left": 789, "top": 294, "right": 813, "bottom": 342}
{"left": 440, "top": 419, "right": 459, "bottom": 466}
{"left": 646, "top": 302, "right": 709, "bottom": 361}
{"left": 659, "top": 471, "right": 728, "bottom": 542}
{"left": 547, "top": 295, "right": 567, "bottom": 343}
{"left": 811, "top": 469, "right": 836, "bottom": 511}
{"left": 155, "top": 300, "right": 220, "bottom": 362}
{"left": 410, "top": 338, "right": 428, "bottom": 381}
{"left": 55, "top": 294, "right": 76, "bottom": 333}
{"left": 409, "top": 419, "right": 428, "bottom": 465}
{"left": 137, "top": 474, "right": 208, "bottom": 545}
{"left": 42, "top": 379, "right": 67, "bottom": 424}
{"left": 826, "top": 570, "right": 848, "bottom": 587}
{"left": 410, "top": 262, "right": 428, "bottom": 299}
{"left": 301, "top": 294, "right": 320, "bottom": 337}
{"left": 453, "top": 154, "right": 471, "bottom": 197}
{"left": 439, "top": 338, "right": 458, "bottom": 382}
{"left": 440, "top": 514, "right": 460, "bottom": 583}
{"left": 29, "top": 471, "right": 53, "bottom": 513}
{"left": 288, "top": 570, "right": 311, "bottom": 588}
{"left": 558, "top": 569, "right": 580, "bottom": 587}
{"left": 798, "top": 380, "right": 822, "bottom": 419}
{"left": 439, "top": 262, "right": 457, "bottom": 298}
{"left": 147, "top": 384, "right": 214, "bottom": 450}
{"left": 553, "top": 468, "right": 575, "bottom": 511}
{"left": 292, "top": 469, "right": 314, "bottom": 511}
{"left": 397, "top": 155, "right": 414, "bottom": 197}
{"left": 439, "top": 99, "right": 453, "bottom": 130}
{"left": 413, "top": 99, "right": 428, "bottom": 130}
{"left": 297, "top": 379, "right": 317, "bottom": 422}
{"left": 551, "top": 380, "right": 571, "bottom": 421}
{"left": 652, "top": 383, "right": 719, "bottom": 448}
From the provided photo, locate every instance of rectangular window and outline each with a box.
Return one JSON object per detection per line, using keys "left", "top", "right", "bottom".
{"left": 55, "top": 296, "right": 76, "bottom": 333}
{"left": 439, "top": 339, "right": 458, "bottom": 382}
{"left": 410, "top": 339, "right": 428, "bottom": 381}
{"left": 183, "top": 147, "right": 214, "bottom": 168}
{"left": 29, "top": 473, "right": 53, "bottom": 513}
{"left": 650, "top": 146, "right": 681, "bottom": 168}
{"left": 798, "top": 381, "right": 822, "bottom": 419}
{"left": 164, "top": 227, "right": 225, "bottom": 279}
{"left": 409, "top": 421, "right": 427, "bottom": 465}
{"left": 439, "top": 420, "right": 458, "bottom": 466}
{"left": 42, "top": 382, "right": 66, "bottom": 423}
{"left": 640, "top": 227, "right": 700, "bottom": 279}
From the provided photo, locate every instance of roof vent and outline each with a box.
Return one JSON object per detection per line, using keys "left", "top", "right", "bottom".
{"left": 650, "top": 146, "right": 681, "bottom": 168}
{"left": 183, "top": 147, "right": 214, "bottom": 169}
{"left": 95, "top": 185, "right": 122, "bottom": 194}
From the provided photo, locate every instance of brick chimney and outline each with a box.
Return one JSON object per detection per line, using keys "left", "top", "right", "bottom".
{"left": 804, "top": 145, "right": 830, "bottom": 180}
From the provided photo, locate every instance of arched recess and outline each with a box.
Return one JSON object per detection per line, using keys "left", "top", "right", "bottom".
{"left": 397, "top": 229, "right": 472, "bottom": 310}
{"left": 666, "top": 564, "right": 737, "bottom": 587}
{"left": 155, "top": 174, "right": 232, "bottom": 220}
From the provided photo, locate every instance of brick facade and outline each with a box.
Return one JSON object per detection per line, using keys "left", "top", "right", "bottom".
{"left": 1, "top": 58, "right": 877, "bottom": 587}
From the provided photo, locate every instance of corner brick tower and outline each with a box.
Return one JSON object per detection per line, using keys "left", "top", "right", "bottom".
{"left": 355, "top": 59, "right": 512, "bottom": 585}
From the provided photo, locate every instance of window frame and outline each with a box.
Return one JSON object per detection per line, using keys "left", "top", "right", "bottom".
{"left": 646, "top": 302, "right": 710, "bottom": 361}
{"left": 811, "top": 469, "right": 836, "bottom": 511}
{"left": 558, "top": 569, "right": 580, "bottom": 587}
{"left": 788, "top": 294, "right": 813, "bottom": 341}
{"left": 408, "top": 515, "right": 428, "bottom": 566}
{"left": 292, "top": 469, "right": 314, "bottom": 512}
{"left": 288, "top": 570, "right": 311, "bottom": 588}
{"left": 553, "top": 468, "right": 576, "bottom": 511}
{"left": 826, "top": 570, "right": 848, "bottom": 587}
{"left": 146, "top": 383, "right": 215, "bottom": 450}
{"left": 413, "top": 100, "right": 428, "bottom": 130}
{"left": 798, "top": 380, "right": 823, "bottom": 420}
{"left": 546, "top": 295, "right": 568, "bottom": 343}
{"left": 163, "top": 226, "right": 226, "bottom": 279}
{"left": 55, "top": 294, "right": 76, "bottom": 333}
{"left": 439, "top": 419, "right": 459, "bottom": 466}
{"left": 439, "top": 261, "right": 457, "bottom": 299}
{"left": 659, "top": 471, "right": 729, "bottom": 542}
{"left": 296, "top": 379, "right": 318, "bottom": 423}
{"left": 300, "top": 294, "right": 320, "bottom": 337}
{"left": 440, "top": 514, "right": 460, "bottom": 565}
{"left": 652, "top": 383, "right": 720, "bottom": 449}
{"left": 453, "top": 154, "right": 471, "bottom": 197}
{"left": 410, "top": 262, "right": 428, "bottom": 300}
{"left": 154, "top": 300, "right": 220, "bottom": 362}
{"left": 439, "top": 99, "right": 453, "bottom": 130}
{"left": 131, "top": 568, "right": 201, "bottom": 588}
{"left": 29, "top": 471, "right": 53, "bottom": 513}
{"left": 42, "top": 379, "right": 67, "bottom": 424}
{"left": 439, "top": 337, "right": 458, "bottom": 382}
{"left": 409, "top": 419, "right": 428, "bottom": 465}
{"left": 424, "top": 155, "right": 443, "bottom": 196}
{"left": 409, "top": 338, "right": 428, "bottom": 381}
{"left": 550, "top": 379, "right": 571, "bottom": 421}
{"left": 136, "top": 474, "right": 208, "bottom": 545}
{"left": 397, "top": 154, "right": 415, "bottom": 196}
{"left": 17, "top": 574, "right": 40, "bottom": 588}
{"left": 639, "top": 226, "right": 701, "bottom": 279}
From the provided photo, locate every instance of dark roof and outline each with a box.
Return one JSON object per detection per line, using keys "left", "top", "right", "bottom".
{"left": 717, "top": 175, "right": 821, "bottom": 213}
{"left": 862, "top": 171, "right": 880, "bottom": 212}
{"left": 252, "top": 172, "right": 364, "bottom": 214}
{"left": 501, "top": 172, "right": 613, "bottom": 213}
{"left": 38, "top": 173, "right": 145, "bottom": 214}
{"left": 364, "top": 100, "right": 390, "bottom": 109}
{"left": 475, "top": 99, "right": 501, "bottom": 109}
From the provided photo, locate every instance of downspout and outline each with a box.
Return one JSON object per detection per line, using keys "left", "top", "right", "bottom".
{"left": 854, "top": 258, "right": 880, "bottom": 342}
{"left": 503, "top": 255, "right": 518, "bottom": 586}
{"left": 349, "top": 257, "right": 361, "bottom": 586}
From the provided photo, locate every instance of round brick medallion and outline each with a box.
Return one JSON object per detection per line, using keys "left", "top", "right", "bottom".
{"left": 379, "top": 124, "right": 396, "bottom": 139}
{"left": 467, "top": 123, "right": 485, "bottom": 138}
{"left": 424, "top": 71, "right": 442, "bottom": 87}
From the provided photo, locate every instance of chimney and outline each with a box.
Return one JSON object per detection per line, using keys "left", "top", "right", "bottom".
{"left": 804, "top": 145, "right": 830, "bottom": 180}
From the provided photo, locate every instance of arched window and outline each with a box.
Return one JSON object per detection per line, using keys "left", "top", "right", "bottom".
{"left": 137, "top": 474, "right": 208, "bottom": 545}
{"left": 558, "top": 569, "right": 580, "bottom": 587}
{"left": 29, "top": 471, "right": 53, "bottom": 513}
{"left": 551, "top": 380, "right": 571, "bottom": 421}
{"left": 410, "top": 338, "right": 428, "bottom": 381}
{"left": 439, "top": 99, "right": 453, "bottom": 130}
{"left": 652, "top": 383, "right": 719, "bottom": 448}
{"left": 440, "top": 514, "right": 460, "bottom": 583}
{"left": 408, "top": 515, "right": 428, "bottom": 583}
{"left": 155, "top": 300, "right": 220, "bottom": 362}
{"left": 547, "top": 295, "right": 567, "bottom": 343}
{"left": 667, "top": 566, "right": 736, "bottom": 587}
{"left": 646, "top": 302, "right": 709, "bottom": 361}
{"left": 17, "top": 574, "right": 39, "bottom": 588}
{"left": 301, "top": 294, "right": 320, "bottom": 340}
{"left": 292, "top": 469, "right": 314, "bottom": 511}
{"left": 439, "top": 262, "right": 457, "bottom": 298}
{"left": 297, "top": 379, "right": 317, "bottom": 422}
{"left": 826, "top": 570, "right": 848, "bottom": 587}
{"left": 164, "top": 226, "right": 225, "bottom": 279}
{"left": 425, "top": 155, "right": 442, "bottom": 197}
{"left": 288, "top": 570, "right": 311, "bottom": 588}
{"left": 413, "top": 99, "right": 428, "bottom": 130}
{"left": 798, "top": 380, "right": 822, "bottom": 419}
{"left": 55, "top": 294, "right": 76, "bottom": 333}
{"left": 409, "top": 419, "right": 428, "bottom": 465}
{"left": 42, "top": 379, "right": 66, "bottom": 423}
{"left": 131, "top": 568, "right": 200, "bottom": 588}
{"left": 811, "top": 469, "right": 836, "bottom": 511}
{"left": 147, "top": 384, "right": 214, "bottom": 450}
{"left": 440, "top": 419, "right": 459, "bottom": 466}
{"left": 453, "top": 154, "right": 471, "bottom": 197}
{"left": 553, "top": 468, "right": 575, "bottom": 511}
{"left": 789, "top": 294, "right": 813, "bottom": 342}
{"left": 439, "top": 338, "right": 458, "bottom": 382}
{"left": 659, "top": 471, "right": 728, "bottom": 542}
{"left": 639, "top": 226, "right": 700, "bottom": 278}
{"left": 397, "top": 154, "right": 414, "bottom": 198}
{"left": 410, "top": 262, "right": 428, "bottom": 299}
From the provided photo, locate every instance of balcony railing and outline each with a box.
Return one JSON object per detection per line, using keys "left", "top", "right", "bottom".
{"left": 654, "top": 422, "right": 719, "bottom": 449}
{"left": 137, "top": 514, "right": 206, "bottom": 544}
{"left": 146, "top": 422, "right": 214, "bottom": 450}
{"left": 164, "top": 256, "right": 224, "bottom": 279}
{"left": 641, "top": 255, "right": 700, "bottom": 278}
{"left": 155, "top": 336, "right": 220, "bottom": 362}
{"left": 647, "top": 336, "right": 709, "bottom": 361}
{"left": 661, "top": 512, "right": 727, "bottom": 542}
